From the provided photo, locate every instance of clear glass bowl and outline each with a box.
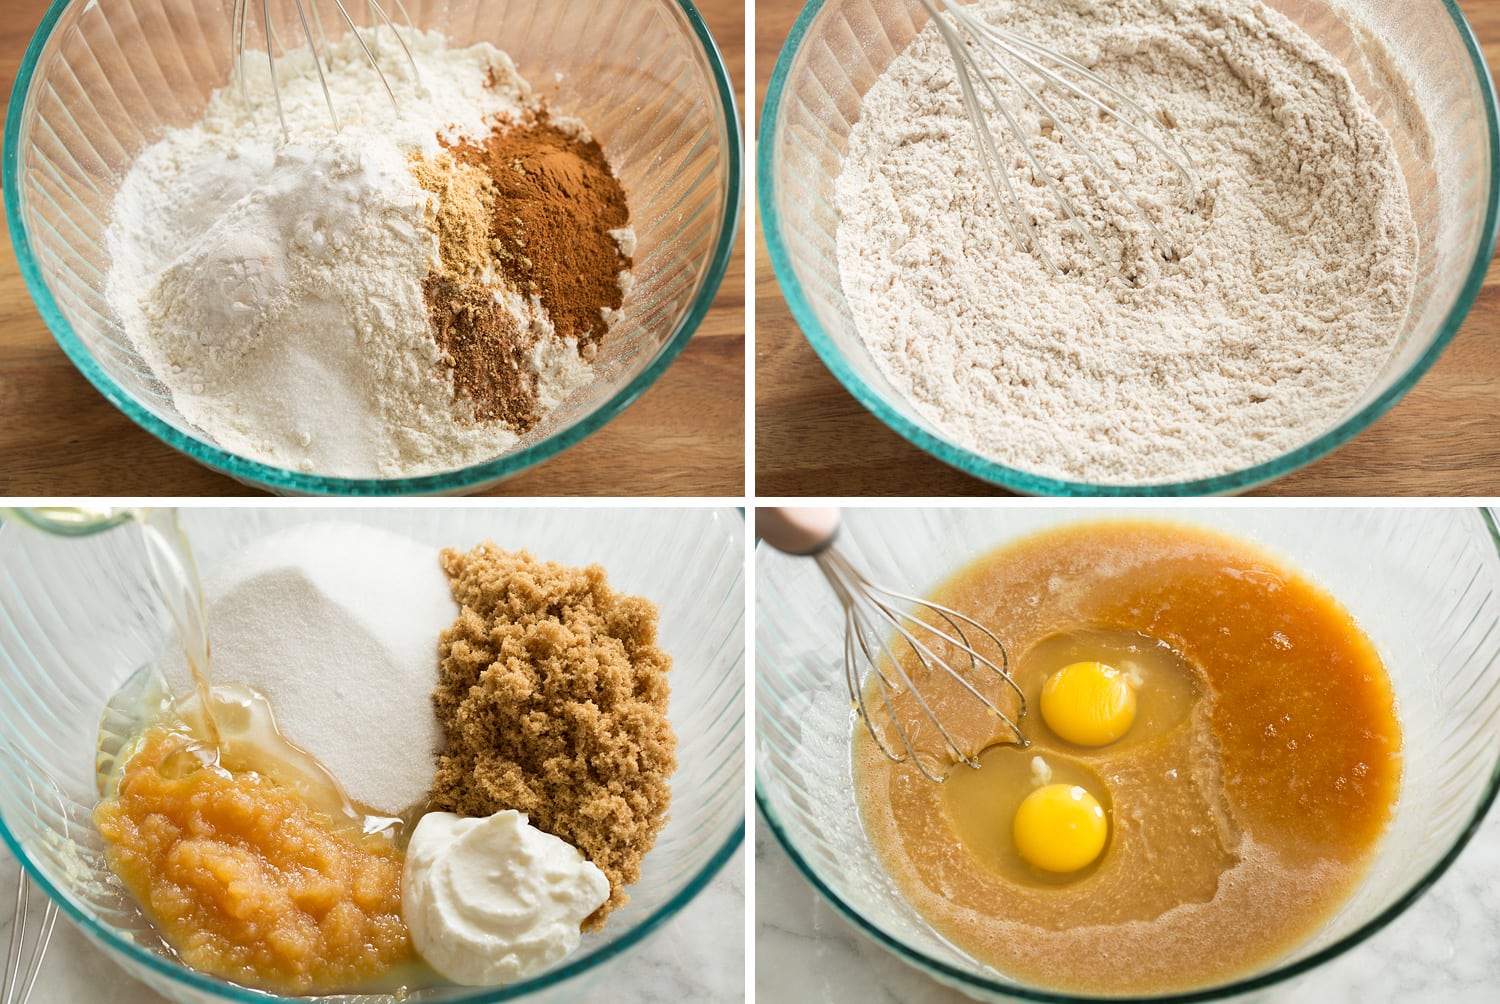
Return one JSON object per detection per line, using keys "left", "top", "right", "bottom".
{"left": 756, "top": 507, "right": 1500, "bottom": 1001}
{"left": 759, "top": 0, "right": 1500, "bottom": 496}
{"left": 4, "top": 0, "right": 740, "bottom": 496}
{"left": 0, "top": 507, "right": 745, "bottom": 1003}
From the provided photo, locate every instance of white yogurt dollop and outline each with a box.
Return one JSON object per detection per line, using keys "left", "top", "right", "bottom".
{"left": 403, "top": 810, "right": 610, "bottom": 986}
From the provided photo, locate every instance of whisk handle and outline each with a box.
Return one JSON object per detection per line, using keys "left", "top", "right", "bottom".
{"left": 757, "top": 508, "right": 841, "bottom": 555}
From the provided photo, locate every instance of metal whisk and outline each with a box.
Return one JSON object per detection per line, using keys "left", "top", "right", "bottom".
{"left": 758, "top": 508, "right": 1026, "bottom": 784}
{"left": 0, "top": 755, "right": 68, "bottom": 1004}
{"left": 1, "top": 873, "right": 55, "bottom": 1004}
{"left": 230, "top": 0, "right": 425, "bottom": 141}
{"left": 918, "top": 0, "right": 1200, "bottom": 286}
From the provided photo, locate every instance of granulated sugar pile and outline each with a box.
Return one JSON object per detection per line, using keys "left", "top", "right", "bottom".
{"left": 107, "top": 30, "right": 633, "bottom": 478}
{"left": 835, "top": 0, "right": 1418, "bottom": 485}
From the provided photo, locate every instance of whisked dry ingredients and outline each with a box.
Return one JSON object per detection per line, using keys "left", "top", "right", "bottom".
{"left": 835, "top": 0, "right": 1418, "bottom": 485}
{"left": 106, "top": 30, "right": 632, "bottom": 478}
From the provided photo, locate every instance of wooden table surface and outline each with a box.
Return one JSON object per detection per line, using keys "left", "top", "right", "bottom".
{"left": 754, "top": 1, "right": 1500, "bottom": 497}
{"left": 0, "top": 0, "right": 744, "bottom": 497}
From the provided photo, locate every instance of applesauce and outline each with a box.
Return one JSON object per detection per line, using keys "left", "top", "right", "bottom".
{"left": 855, "top": 520, "right": 1402, "bottom": 995}
{"left": 94, "top": 726, "right": 411, "bottom": 994}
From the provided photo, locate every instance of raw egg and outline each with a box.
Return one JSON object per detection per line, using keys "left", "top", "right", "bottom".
{"left": 1041, "top": 661, "right": 1138, "bottom": 746}
{"left": 1012, "top": 783, "right": 1108, "bottom": 873}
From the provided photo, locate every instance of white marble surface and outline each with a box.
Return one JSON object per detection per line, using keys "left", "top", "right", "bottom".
{"left": 0, "top": 843, "right": 745, "bottom": 1003}
{"left": 755, "top": 806, "right": 1500, "bottom": 1003}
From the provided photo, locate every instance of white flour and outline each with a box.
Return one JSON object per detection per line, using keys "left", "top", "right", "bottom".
{"left": 107, "top": 31, "right": 596, "bottom": 478}
{"left": 835, "top": 0, "right": 1417, "bottom": 485}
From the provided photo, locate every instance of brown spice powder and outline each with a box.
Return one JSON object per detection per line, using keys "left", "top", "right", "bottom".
{"left": 447, "top": 116, "right": 632, "bottom": 348}
{"left": 412, "top": 152, "right": 541, "bottom": 429}
{"left": 422, "top": 276, "right": 540, "bottom": 429}
{"left": 429, "top": 544, "right": 675, "bottom": 928}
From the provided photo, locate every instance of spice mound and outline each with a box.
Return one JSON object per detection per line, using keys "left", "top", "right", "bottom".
{"left": 414, "top": 116, "right": 632, "bottom": 432}
{"left": 430, "top": 543, "right": 676, "bottom": 925}
{"left": 106, "top": 30, "right": 635, "bottom": 479}
{"left": 95, "top": 727, "right": 410, "bottom": 995}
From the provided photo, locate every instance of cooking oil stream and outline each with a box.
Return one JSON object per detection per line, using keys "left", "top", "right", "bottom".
{"left": 3, "top": 507, "right": 400, "bottom": 835}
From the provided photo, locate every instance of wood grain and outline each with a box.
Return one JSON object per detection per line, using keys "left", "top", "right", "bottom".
{"left": 754, "top": 1, "right": 1500, "bottom": 497}
{"left": 0, "top": 0, "right": 745, "bottom": 496}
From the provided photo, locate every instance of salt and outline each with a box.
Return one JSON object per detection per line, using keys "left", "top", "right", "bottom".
{"left": 165, "top": 522, "right": 455, "bottom": 814}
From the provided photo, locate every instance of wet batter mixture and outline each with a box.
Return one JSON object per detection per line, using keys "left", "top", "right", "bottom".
{"left": 855, "top": 520, "right": 1402, "bottom": 995}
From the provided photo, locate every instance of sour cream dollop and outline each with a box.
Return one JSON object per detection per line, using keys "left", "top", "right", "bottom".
{"left": 402, "top": 810, "right": 610, "bottom": 986}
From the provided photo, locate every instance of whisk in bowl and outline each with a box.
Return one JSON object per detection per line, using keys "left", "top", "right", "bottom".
{"left": 0, "top": 753, "right": 70, "bottom": 1004}
{"left": 229, "top": 0, "right": 426, "bottom": 140}
{"left": 1, "top": 873, "right": 55, "bottom": 1004}
{"left": 758, "top": 508, "right": 1026, "bottom": 783}
{"left": 917, "top": 0, "right": 1201, "bottom": 286}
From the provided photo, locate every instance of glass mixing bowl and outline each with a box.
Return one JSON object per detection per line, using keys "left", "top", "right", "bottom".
{"left": 4, "top": 0, "right": 740, "bottom": 495}
{"left": 759, "top": 0, "right": 1500, "bottom": 495}
{"left": 756, "top": 507, "right": 1500, "bottom": 1001}
{"left": 0, "top": 507, "right": 745, "bottom": 1003}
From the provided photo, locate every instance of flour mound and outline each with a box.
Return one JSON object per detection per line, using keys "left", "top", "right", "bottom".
{"left": 106, "top": 31, "right": 596, "bottom": 479}
{"left": 835, "top": 0, "right": 1418, "bottom": 485}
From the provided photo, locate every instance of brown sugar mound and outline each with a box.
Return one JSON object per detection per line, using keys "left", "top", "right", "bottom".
{"left": 430, "top": 544, "right": 676, "bottom": 927}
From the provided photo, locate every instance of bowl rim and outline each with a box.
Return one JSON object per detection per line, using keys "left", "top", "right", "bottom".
{"left": 0, "top": 504, "right": 749, "bottom": 1002}
{"left": 753, "top": 507, "right": 1500, "bottom": 1002}
{"left": 757, "top": 0, "right": 1500, "bottom": 497}
{"left": 3, "top": 0, "right": 742, "bottom": 496}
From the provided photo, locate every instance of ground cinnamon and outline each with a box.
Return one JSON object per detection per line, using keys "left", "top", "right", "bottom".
{"left": 447, "top": 116, "right": 632, "bottom": 348}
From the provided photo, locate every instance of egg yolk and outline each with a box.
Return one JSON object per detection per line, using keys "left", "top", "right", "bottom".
{"left": 1040, "top": 661, "right": 1138, "bottom": 747}
{"left": 1012, "top": 783, "right": 1108, "bottom": 873}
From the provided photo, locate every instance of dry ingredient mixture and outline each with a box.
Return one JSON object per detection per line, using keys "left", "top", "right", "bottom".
{"left": 106, "top": 31, "right": 633, "bottom": 478}
{"left": 430, "top": 543, "right": 676, "bottom": 925}
{"left": 835, "top": 0, "right": 1418, "bottom": 484}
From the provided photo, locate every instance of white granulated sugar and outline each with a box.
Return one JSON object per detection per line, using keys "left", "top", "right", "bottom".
{"left": 106, "top": 31, "right": 598, "bottom": 478}
{"left": 835, "top": 0, "right": 1418, "bottom": 485}
{"left": 165, "top": 522, "right": 456, "bottom": 814}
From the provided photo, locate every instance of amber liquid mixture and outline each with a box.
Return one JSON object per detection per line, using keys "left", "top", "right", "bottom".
{"left": 854, "top": 520, "right": 1402, "bottom": 995}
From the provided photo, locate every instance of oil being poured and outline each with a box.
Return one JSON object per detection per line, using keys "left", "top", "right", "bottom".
{"left": 31, "top": 506, "right": 404, "bottom": 836}
{"left": 57, "top": 507, "right": 425, "bottom": 994}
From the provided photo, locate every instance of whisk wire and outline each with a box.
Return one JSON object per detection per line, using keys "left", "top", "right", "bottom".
{"left": 930, "top": 10, "right": 1044, "bottom": 266}
{"left": 2, "top": 873, "right": 55, "bottom": 1004}
{"left": 359, "top": 0, "right": 427, "bottom": 96}
{"left": 817, "top": 543, "right": 1027, "bottom": 784}
{"left": 920, "top": 0, "right": 1199, "bottom": 284}
{"left": 967, "top": 24, "right": 1180, "bottom": 264}
{"left": 293, "top": 0, "right": 341, "bottom": 132}
{"left": 261, "top": 2, "right": 288, "bottom": 141}
{"left": 866, "top": 596, "right": 1006, "bottom": 761}
{"left": 231, "top": 0, "right": 426, "bottom": 141}
{"left": 989, "top": 24, "right": 1200, "bottom": 205}
{"left": 864, "top": 601, "right": 979, "bottom": 776}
